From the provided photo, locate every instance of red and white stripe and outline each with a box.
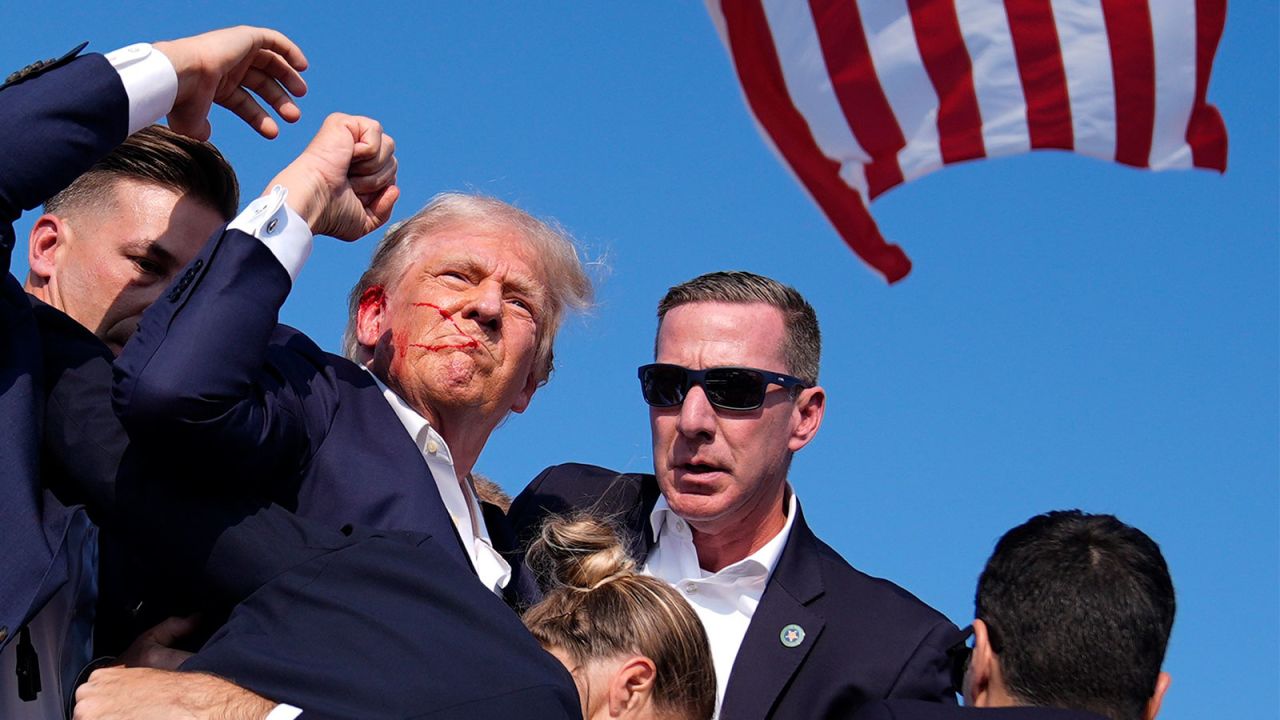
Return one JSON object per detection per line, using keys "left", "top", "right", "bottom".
{"left": 706, "top": 0, "right": 1228, "bottom": 283}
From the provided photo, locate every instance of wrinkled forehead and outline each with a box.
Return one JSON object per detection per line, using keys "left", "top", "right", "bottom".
{"left": 395, "top": 219, "right": 549, "bottom": 288}
{"left": 655, "top": 301, "right": 788, "bottom": 368}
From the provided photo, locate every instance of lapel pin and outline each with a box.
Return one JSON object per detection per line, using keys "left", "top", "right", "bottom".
{"left": 780, "top": 623, "right": 805, "bottom": 648}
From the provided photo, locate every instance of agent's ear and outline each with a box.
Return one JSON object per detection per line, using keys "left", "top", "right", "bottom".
{"left": 788, "top": 385, "right": 826, "bottom": 452}
{"left": 607, "top": 655, "right": 657, "bottom": 717}
{"left": 1143, "top": 672, "right": 1171, "bottom": 720}
{"left": 966, "top": 619, "right": 999, "bottom": 708}
{"left": 27, "top": 214, "right": 70, "bottom": 285}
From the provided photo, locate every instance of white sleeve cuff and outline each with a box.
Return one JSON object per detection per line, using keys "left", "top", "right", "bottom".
{"left": 104, "top": 43, "right": 178, "bottom": 135}
{"left": 227, "top": 185, "right": 314, "bottom": 283}
{"left": 264, "top": 703, "right": 304, "bottom": 720}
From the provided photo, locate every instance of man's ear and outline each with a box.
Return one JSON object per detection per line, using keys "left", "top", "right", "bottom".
{"left": 27, "top": 214, "right": 69, "bottom": 284}
{"left": 354, "top": 285, "right": 388, "bottom": 353}
{"left": 966, "top": 619, "right": 998, "bottom": 708}
{"left": 508, "top": 369, "right": 539, "bottom": 415}
{"left": 788, "top": 385, "right": 826, "bottom": 452}
{"left": 606, "top": 655, "right": 656, "bottom": 717}
{"left": 1143, "top": 672, "right": 1171, "bottom": 720}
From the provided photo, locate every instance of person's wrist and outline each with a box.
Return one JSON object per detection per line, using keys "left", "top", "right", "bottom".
{"left": 268, "top": 166, "right": 326, "bottom": 230}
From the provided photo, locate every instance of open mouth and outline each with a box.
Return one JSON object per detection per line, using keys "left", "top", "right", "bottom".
{"left": 679, "top": 462, "right": 725, "bottom": 475}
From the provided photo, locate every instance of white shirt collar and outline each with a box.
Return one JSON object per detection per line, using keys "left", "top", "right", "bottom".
{"left": 647, "top": 487, "right": 797, "bottom": 583}
{"left": 365, "top": 367, "right": 511, "bottom": 593}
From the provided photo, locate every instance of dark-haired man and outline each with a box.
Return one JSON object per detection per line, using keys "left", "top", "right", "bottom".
{"left": 851, "top": 511, "right": 1175, "bottom": 720}
{"left": 511, "top": 271, "right": 962, "bottom": 719}
{"left": 0, "top": 26, "right": 310, "bottom": 716}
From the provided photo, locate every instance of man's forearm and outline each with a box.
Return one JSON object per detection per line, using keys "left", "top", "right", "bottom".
{"left": 73, "top": 667, "right": 280, "bottom": 720}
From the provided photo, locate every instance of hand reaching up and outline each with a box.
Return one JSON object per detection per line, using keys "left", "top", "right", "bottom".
{"left": 154, "top": 26, "right": 308, "bottom": 141}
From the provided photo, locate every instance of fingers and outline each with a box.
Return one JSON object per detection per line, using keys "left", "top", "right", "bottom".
{"left": 365, "top": 184, "right": 401, "bottom": 230}
{"left": 159, "top": 26, "right": 308, "bottom": 141}
{"left": 249, "top": 26, "right": 309, "bottom": 75}
{"left": 241, "top": 66, "right": 303, "bottom": 123}
{"left": 350, "top": 134, "right": 397, "bottom": 196}
{"left": 146, "top": 614, "right": 201, "bottom": 646}
{"left": 251, "top": 46, "right": 308, "bottom": 99}
{"left": 219, "top": 86, "right": 282, "bottom": 139}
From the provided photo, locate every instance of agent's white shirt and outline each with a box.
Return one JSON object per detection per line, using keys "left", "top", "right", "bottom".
{"left": 642, "top": 490, "right": 798, "bottom": 717}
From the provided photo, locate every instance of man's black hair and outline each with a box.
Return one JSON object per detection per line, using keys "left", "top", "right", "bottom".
{"left": 975, "top": 510, "right": 1175, "bottom": 720}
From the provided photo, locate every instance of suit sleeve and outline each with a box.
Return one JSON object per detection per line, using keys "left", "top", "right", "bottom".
{"left": 112, "top": 229, "right": 328, "bottom": 483}
{"left": 886, "top": 618, "right": 964, "bottom": 705}
{"left": 0, "top": 51, "right": 129, "bottom": 270}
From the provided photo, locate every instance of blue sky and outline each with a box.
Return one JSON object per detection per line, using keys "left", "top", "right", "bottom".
{"left": 4, "top": 3, "right": 1275, "bottom": 717}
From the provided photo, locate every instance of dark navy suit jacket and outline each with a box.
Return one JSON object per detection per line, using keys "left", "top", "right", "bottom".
{"left": 850, "top": 700, "right": 1108, "bottom": 720}
{"left": 113, "top": 225, "right": 538, "bottom": 607}
{"left": 510, "top": 463, "right": 964, "bottom": 720}
{"left": 0, "top": 43, "right": 575, "bottom": 719}
{"left": 110, "top": 488, "right": 582, "bottom": 720}
{"left": 0, "top": 48, "right": 129, "bottom": 654}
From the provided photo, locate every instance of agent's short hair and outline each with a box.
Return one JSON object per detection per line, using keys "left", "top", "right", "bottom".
{"left": 524, "top": 515, "right": 716, "bottom": 720}
{"left": 655, "top": 271, "right": 821, "bottom": 384}
{"left": 975, "top": 511, "right": 1175, "bottom": 720}
{"left": 45, "top": 125, "right": 239, "bottom": 221}
{"left": 343, "top": 192, "right": 592, "bottom": 384}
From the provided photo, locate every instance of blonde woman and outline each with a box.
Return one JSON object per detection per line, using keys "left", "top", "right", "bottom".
{"left": 525, "top": 516, "right": 717, "bottom": 720}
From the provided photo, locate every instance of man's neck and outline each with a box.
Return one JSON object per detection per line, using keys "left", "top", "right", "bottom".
{"left": 689, "top": 483, "right": 790, "bottom": 573}
{"left": 375, "top": 369, "right": 490, "bottom": 482}
{"left": 424, "top": 406, "right": 493, "bottom": 481}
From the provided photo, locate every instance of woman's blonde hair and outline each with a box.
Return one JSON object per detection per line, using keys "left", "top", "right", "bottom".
{"left": 523, "top": 515, "right": 716, "bottom": 720}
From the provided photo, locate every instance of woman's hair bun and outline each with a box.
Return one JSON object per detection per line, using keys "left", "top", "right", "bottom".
{"left": 526, "top": 514, "right": 635, "bottom": 592}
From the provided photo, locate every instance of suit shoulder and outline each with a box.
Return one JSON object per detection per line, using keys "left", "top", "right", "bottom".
{"left": 523, "top": 463, "right": 649, "bottom": 508}
{"left": 808, "top": 530, "right": 954, "bottom": 632}
{"left": 511, "top": 464, "right": 650, "bottom": 539}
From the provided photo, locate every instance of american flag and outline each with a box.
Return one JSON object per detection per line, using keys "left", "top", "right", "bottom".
{"left": 706, "top": 0, "right": 1228, "bottom": 283}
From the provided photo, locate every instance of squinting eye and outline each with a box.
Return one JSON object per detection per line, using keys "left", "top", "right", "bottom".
{"left": 131, "top": 257, "right": 161, "bottom": 275}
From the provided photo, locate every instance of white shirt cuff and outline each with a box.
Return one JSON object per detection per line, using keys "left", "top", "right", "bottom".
{"left": 265, "top": 703, "right": 304, "bottom": 720}
{"left": 104, "top": 43, "right": 178, "bottom": 135}
{"left": 227, "top": 185, "right": 314, "bottom": 283}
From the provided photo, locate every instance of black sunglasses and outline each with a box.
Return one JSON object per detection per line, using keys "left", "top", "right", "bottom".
{"left": 637, "top": 363, "right": 813, "bottom": 411}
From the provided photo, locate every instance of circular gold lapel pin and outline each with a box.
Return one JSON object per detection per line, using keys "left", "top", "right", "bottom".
{"left": 780, "top": 623, "right": 805, "bottom": 648}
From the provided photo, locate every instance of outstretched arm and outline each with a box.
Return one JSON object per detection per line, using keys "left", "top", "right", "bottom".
{"left": 113, "top": 114, "right": 398, "bottom": 475}
{"left": 0, "top": 25, "right": 307, "bottom": 272}
{"left": 73, "top": 668, "right": 278, "bottom": 720}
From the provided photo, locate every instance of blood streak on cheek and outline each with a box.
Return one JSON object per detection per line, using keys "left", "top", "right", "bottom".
{"left": 409, "top": 302, "right": 479, "bottom": 351}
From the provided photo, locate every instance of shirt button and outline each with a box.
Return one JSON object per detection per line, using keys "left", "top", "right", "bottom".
{"left": 426, "top": 440, "right": 440, "bottom": 454}
{"left": 684, "top": 583, "right": 697, "bottom": 594}
{"left": 674, "top": 518, "right": 688, "bottom": 534}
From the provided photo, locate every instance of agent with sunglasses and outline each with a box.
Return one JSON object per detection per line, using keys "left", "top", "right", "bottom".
{"left": 851, "top": 510, "right": 1175, "bottom": 720}
{"left": 511, "top": 271, "right": 964, "bottom": 719}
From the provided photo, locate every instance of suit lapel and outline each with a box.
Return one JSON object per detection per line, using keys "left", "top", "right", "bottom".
{"left": 719, "top": 508, "right": 826, "bottom": 720}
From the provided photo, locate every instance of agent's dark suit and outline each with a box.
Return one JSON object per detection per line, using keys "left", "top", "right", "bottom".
{"left": 850, "top": 700, "right": 1108, "bottom": 720}
{"left": 113, "top": 226, "right": 539, "bottom": 607}
{"left": 0, "top": 45, "right": 571, "bottom": 718}
{"left": 112, "top": 489, "right": 582, "bottom": 720}
{"left": 510, "top": 463, "right": 964, "bottom": 720}
{"left": 0, "top": 46, "right": 129, "bottom": 661}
